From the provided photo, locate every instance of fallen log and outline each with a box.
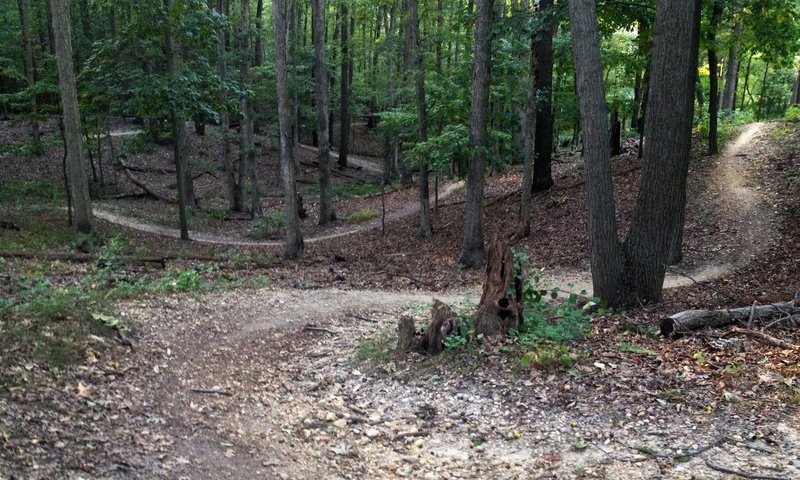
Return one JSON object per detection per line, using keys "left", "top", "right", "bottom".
{"left": 121, "top": 162, "right": 177, "bottom": 204}
{"left": 661, "top": 302, "right": 799, "bottom": 336}
{"left": 0, "top": 250, "right": 167, "bottom": 267}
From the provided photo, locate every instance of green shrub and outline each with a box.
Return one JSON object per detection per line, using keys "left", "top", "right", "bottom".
{"left": 346, "top": 207, "right": 379, "bottom": 223}
{"left": 785, "top": 105, "right": 800, "bottom": 123}
{"left": 0, "top": 179, "right": 63, "bottom": 204}
{"left": 248, "top": 213, "right": 285, "bottom": 239}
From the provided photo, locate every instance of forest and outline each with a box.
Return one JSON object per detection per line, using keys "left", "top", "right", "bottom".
{"left": 2, "top": 0, "right": 800, "bottom": 478}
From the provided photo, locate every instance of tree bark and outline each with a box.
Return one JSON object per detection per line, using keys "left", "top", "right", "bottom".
{"left": 792, "top": 69, "right": 800, "bottom": 105}
{"left": 661, "top": 302, "right": 800, "bottom": 336}
{"left": 458, "top": 0, "right": 493, "bottom": 268}
{"left": 569, "top": 0, "right": 624, "bottom": 303}
{"left": 338, "top": 1, "right": 351, "bottom": 169}
{"left": 532, "top": 0, "right": 555, "bottom": 192}
{"left": 274, "top": 0, "right": 305, "bottom": 259}
{"left": 51, "top": 0, "right": 93, "bottom": 233}
{"left": 624, "top": 0, "right": 701, "bottom": 299}
{"left": 756, "top": 62, "right": 769, "bottom": 121}
{"left": 519, "top": 28, "right": 538, "bottom": 238}
{"left": 312, "top": 0, "right": 335, "bottom": 224}
{"left": 240, "top": 0, "right": 261, "bottom": 217}
{"left": 721, "top": 21, "right": 741, "bottom": 113}
{"left": 217, "top": 0, "right": 241, "bottom": 211}
{"left": 17, "top": 0, "right": 41, "bottom": 153}
{"left": 408, "top": 0, "right": 431, "bottom": 237}
{"left": 707, "top": 0, "right": 722, "bottom": 155}
{"left": 164, "top": 0, "right": 190, "bottom": 239}
{"left": 474, "top": 239, "right": 523, "bottom": 337}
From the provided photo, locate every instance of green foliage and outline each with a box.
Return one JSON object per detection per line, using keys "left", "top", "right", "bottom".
{"left": 785, "top": 105, "right": 800, "bottom": 122}
{"left": 332, "top": 183, "right": 386, "bottom": 198}
{"left": 248, "top": 213, "right": 286, "bottom": 239}
{"left": 345, "top": 207, "right": 379, "bottom": 223}
{"left": 156, "top": 264, "right": 215, "bottom": 292}
{"left": 354, "top": 331, "right": 394, "bottom": 365}
{"left": 0, "top": 179, "right": 64, "bottom": 204}
{"left": 619, "top": 342, "right": 658, "bottom": 356}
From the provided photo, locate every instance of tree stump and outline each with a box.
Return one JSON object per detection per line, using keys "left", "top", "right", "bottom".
{"left": 396, "top": 299, "right": 460, "bottom": 355}
{"left": 474, "top": 238, "right": 523, "bottom": 337}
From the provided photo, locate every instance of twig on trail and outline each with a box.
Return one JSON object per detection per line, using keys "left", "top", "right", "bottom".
{"left": 705, "top": 461, "right": 791, "bottom": 480}
{"left": 304, "top": 325, "right": 338, "bottom": 335}
{"left": 392, "top": 429, "right": 430, "bottom": 441}
{"left": 748, "top": 301, "right": 757, "bottom": 330}
{"left": 764, "top": 314, "right": 800, "bottom": 330}
{"left": 616, "top": 424, "right": 727, "bottom": 460}
{"left": 358, "top": 270, "right": 432, "bottom": 287}
{"left": 732, "top": 328, "right": 795, "bottom": 349}
{"left": 349, "top": 314, "right": 379, "bottom": 323}
{"left": 190, "top": 388, "right": 233, "bottom": 397}
{"left": 668, "top": 270, "right": 740, "bottom": 305}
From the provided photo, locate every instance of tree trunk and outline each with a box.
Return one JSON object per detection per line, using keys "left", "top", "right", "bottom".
{"left": 532, "top": 0, "right": 555, "bottom": 192}
{"left": 569, "top": 0, "right": 624, "bottom": 303}
{"left": 51, "top": 0, "right": 93, "bottom": 233}
{"left": 474, "top": 239, "right": 523, "bottom": 337}
{"left": 519, "top": 29, "right": 538, "bottom": 238}
{"left": 740, "top": 53, "right": 752, "bottom": 111}
{"left": 631, "top": 70, "right": 642, "bottom": 132}
{"left": 458, "top": 0, "right": 493, "bottom": 268}
{"left": 792, "top": 69, "right": 800, "bottom": 105}
{"left": 274, "top": 0, "right": 305, "bottom": 259}
{"left": 707, "top": 0, "right": 722, "bottom": 155}
{"left": 165, "top": 0, "right": 190, "bottom": 239}
{"left": 338, "top": 1, "right": 350, "bottom": 169}
{"left": 240, "top": 0, "right": 261, "bottom": 217}
{"left": 408, "top": 0, "right": 431, "bottom": 237}
{"left": 217, "top": 0, "right": 240, "bottom": 211}
{"left": 610, "top": 110, "right": 621, "bottom": 156}
{"left": 720, "top": 21, "right": 741, "bottom": 113}
{"left": 17, "top": 0, "right": 41, "bottom": 153}
{"left": 312, "top": 0, "right": 335, "bottom": 224}
{"left": 756, "top": 62, "right": 769, "bottom": 121}
{"left": 624, "top": 0, "right": 701, "bottom": 299}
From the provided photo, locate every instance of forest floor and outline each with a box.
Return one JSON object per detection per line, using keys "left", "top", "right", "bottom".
{"left": 1, "top": 119, "right": 800, "bottom": 479}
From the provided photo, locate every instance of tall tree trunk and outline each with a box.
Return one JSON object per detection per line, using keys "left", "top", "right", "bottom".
{"left": 707, "top": 0, "right": 722, "bottom": 155}
{"left": 240, "top": 0, "right": 261, "bottom": 217}
{"left": 532, "top": 0, "right": 555, "bottom": 192}
{"left": 408, "top": 0, "right": 431, "bottom": 237}
{"left": 17, "top": 0, "right": 41, "bottom": 153}
{"left": 740, "top": 53, "right": 752, "bottom": 111}
{"left": 756, "top": 62, "right": 769, "bottom": 121}
{"left": 338, "top": 1, "right": 350, "bottom": 168}
{"left": 720, "top": 21, "right": 741, "bottom": 113}
{"left": 791, "top": 69, "right": 800, "bottom": 105}
{"left": 313, "top": 0, "right": 335, "bottom": 224}
{"left": 458, "top": 0, "right": 492, "bottom": 268}
{"left": 164, "top": 0, "right": 190, "bottom": 239}
{"left": 569, "top": 0, "right": 623, "bottom": 303}
{"left": 519, "top": 28, "right": 538, "bottom": 238}
{"left": 625, "top": 0, "right": 701, "bottom": 296}
{"left": 274, "top": 0, "right": 305, "bottom": 259}
{"left": 382, "top": 2, "right": 399, "bottom": 184}
{"left": 254, "top": 0, "right": 264, "bottom": 65}
{"left": 51, "top": 0, "right": 93, "bottom": 233}
{"left": 289, "top": 0, "right": 300, "bottom": 152}
{"left": 631, "top": 71, "right": 642, "bottom": 132}
{"left": 217, "top": 0, "right": 240, "bottom": 211}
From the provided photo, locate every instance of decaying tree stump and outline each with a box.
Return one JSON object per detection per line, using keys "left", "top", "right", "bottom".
{"left": 474, "top": 238, "right": 523, "bottom": 337}
{"left": 396, "top": 299, "right": 460, "bottom": 355}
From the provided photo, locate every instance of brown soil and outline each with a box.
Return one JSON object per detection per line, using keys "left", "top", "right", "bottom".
{"left": 1, "top": 119, "right": 800, "bottom": 479}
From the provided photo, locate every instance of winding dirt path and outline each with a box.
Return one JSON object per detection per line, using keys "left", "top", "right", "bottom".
{"left": 97, "top": 124, "right": 774, "bottom": 291}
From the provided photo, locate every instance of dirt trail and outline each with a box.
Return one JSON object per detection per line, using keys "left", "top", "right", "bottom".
{"left": 92, "top": 180, "right": 464, "bottom": 246}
